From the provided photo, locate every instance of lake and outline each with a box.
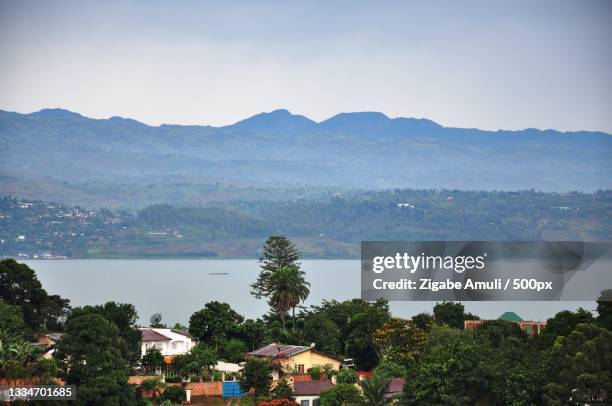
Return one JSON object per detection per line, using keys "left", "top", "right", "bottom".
{"left": 24, "top": 259, "right": 594, "bottom": 325}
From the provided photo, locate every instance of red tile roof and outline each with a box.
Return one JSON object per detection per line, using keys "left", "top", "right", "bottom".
{"left": 293, "top": 380, "right": 334, "bottom": 396}
{"left": 141, "top": 329, "right": 171, "bottom": 342}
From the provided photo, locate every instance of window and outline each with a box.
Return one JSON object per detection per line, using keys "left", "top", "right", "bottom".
{"left": 300, "top": 400, "right": 310, "bottom": 406}
{"left": 297, "top": 364, "right": 305, "bottom": 374}
{"left": 313, "top": 400, "right": 320, "bottom": 406}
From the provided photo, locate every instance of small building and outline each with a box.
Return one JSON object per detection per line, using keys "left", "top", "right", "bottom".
{"left": 140, "top": 328, "right": 195, "bottom": 358}
{"left": 293, "top": 379, "right": 334, "bottom": 406}
{"left": 384, "top": 377, "right": 406, "bottom": 401}
{"left": 464, "top": 312, "right": 546, "bottom": 336}
{"left": 31, "top": 333, "right": 64, "bottom": 359}
{"left": 214, "top": 361, "right": 243, "bottom": 373}
{"left": 247, "top": 343, "right": 342, "bottom": 380}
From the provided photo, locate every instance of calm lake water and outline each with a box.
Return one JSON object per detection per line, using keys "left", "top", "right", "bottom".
{"left": 24, "top": 259, "right": 593, "bottom": 325}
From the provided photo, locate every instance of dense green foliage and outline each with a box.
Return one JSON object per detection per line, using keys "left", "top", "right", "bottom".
{"left": 160, "top": 386, "right": 186, "bottom": 403}
{"left": 372, "top": 317, "right": 426, "bottom": 368}
{"left": 0, "top": 303, "right": 28, "bottom": 338}
{"left": 541, "top": 307, "right": 594, "bottom": 346}
{"left": 360, "top": 373, "right": 391, "bottom": 406}
{"left": 373, "top": 359, "right": 406, "bottom": 379}
{"left": 251, "top": 237, "right": 310, "bottom": 330}
{"left": 189, "top": 301, "right": 245, "bottom": 350}
{"left": 319, "top": 382, "right": 364, "bottom": 405}
{"left": 543, "top": 323, "right": 612, "bottom": 404}
{"left": 2, "top": 189, "right": 611, "bottom": 258}
{"left": 266, "top": 265, "right": 310, "bottom": 330}
{"left": 2, "top": 257, "right": 612, "bottom": 404}
{"left": 253, "top": 236, "right": 301, "bottom": 295}
{"left": 400, "top": 311, "right": 611, "bottom": 405}
{"left": 0, "top": 329, "right": 57, "bottom": 381}
{"left": 0, "top": 259, "right": 70, "bottom": 332}
{"left": 56, "top": 313, "right": 136, "bottom": 405}
{"left": 241, "top": 357, "right": 272, "bottom": 401}
{"left": 271, "top": 378, "right": 294, "bottom": 400}
{"left": 335, "top": 369, "right": 358, "bottom": 385}
{"left": 433, "top": 301, "right": 480, "bottom": 329}
{"left": 172, "top": 343, "right": 217, "bottom": 378}
{"left": 68, "top": 302, "right": 143, "bottom": 368}
{"left": 141, "top": 347, "right": 164, "bottom": 372}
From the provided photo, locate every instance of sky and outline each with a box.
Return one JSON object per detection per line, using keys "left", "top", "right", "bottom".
{"left": 1, "top": 0, "right": 611, "bottom": 132}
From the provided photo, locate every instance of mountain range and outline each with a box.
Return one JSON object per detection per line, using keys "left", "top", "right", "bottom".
{"left": 1, "top": 108, "right": 610, "bottom": 208}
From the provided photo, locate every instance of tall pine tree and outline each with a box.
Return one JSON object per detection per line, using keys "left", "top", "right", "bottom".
{"left": 250, "top": 236, "right": 300, "bottom": 298}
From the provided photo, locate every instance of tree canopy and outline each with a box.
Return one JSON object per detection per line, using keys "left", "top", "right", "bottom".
{"left": 56, "top": 313, "right": 136, "bottom": 405}
{"left": 68, "top": 301, "right": 142, "bottom": 367}
{"left": 189, "top": 301, "right": 244, "bottom": 349}
{"left": 0, "top": 259, "right": 70, "bottom": 332}
{"left": 241, "top": 357, "right": 272, "bottom": 401}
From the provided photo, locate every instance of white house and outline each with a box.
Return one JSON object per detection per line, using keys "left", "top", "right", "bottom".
{"left": 140, "top": 328, "right": 195, "bottom": 358}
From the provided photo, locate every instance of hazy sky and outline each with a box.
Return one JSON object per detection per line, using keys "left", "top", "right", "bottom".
{"left": 1, "top": 0, "right": 611, "bottom": 132}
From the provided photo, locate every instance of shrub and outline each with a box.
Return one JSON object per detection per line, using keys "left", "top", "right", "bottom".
{"left": 373, "top": 359, "right": 406, "bottom": 378}
{"left": 319, "top": 383, "right": 364, "bottom": 405}
{"left": 141, "top": 377, "right": 164, "bottom": 392}
{"left": 307, "top": 366, "right": 321, "bottom": 380}
{"left": 161, "top": 386, "right": 186, "bottom": 403}
{"left": 241, "top": 357, "right": 272, "bottom": 401}
{"left": 271, "top": 379, "right": 294, "bottom": 400}
{"left": 336, "top": 369, "right": 358, "bottom": 384}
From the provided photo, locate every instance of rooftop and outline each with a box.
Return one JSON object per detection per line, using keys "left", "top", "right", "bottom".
{"left": 141, "top": 329, "right": 172, "bottom": 342}
{"left": 247, "top": 343, "right": 312, "bottom": 358}
{"left": 293, "top": 380, "right": 334, "bottom": 396}
{"left": 498, "top": 312, "right": 523, "bottom": 322}
{"left": 140, "top": 327, "right": 193, "bottom": 342}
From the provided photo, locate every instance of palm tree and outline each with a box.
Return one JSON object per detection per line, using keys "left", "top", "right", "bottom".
{"left": 360, "top": 374, "right": 391, "bottom": 406}
{"left": 267, "top": 265, "right": 310, "bottom": 331}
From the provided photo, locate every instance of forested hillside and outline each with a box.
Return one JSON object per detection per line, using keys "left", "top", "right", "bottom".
{"left": 1, "top": 108, "right": 611, "bottom": 210}
{"left": 2, "top": 189, "right": 610, "bottom": 258}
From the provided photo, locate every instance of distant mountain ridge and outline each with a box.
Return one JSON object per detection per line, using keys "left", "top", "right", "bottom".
{"left": 1, "top": 107, "right": 611, "bottom": 207}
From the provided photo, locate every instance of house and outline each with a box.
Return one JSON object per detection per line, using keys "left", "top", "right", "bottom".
{"left": 293, "top": 380, "right": 333, "bottom": 406}
{"left": 292, "top": 376, "right": 405, "bottom": 405}
{"left": 247, "top": 343, "right": 342, "bottom": 380}
{"left": 31, "top": 332, "right": 64, "bottom": 359}
{"left": 464, "top": 311, "right": 546, "bottom": 336}
{"left": 140, "top": 328, "right": 195, "bottom": 358}
{"left": 384, "top": 377, "right": 406, "bottom": 401}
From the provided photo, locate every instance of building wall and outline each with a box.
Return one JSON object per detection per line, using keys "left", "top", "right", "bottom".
{"left": 295, "top": 395, "right": 320, "bottom": 406}
{"left": 279, "top": 350, "right": 341, "bottom": 374}
{"left": 142, "top": 340, "right": 171, "bottom": 357}
{"left": 141, "top": 329, "right": 194, "bottom": 357}
{"left": 464, "top": 320, "right": 546, "bottom": 336}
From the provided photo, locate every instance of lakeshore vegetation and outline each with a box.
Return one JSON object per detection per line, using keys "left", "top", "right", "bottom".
{"left": 2, "top": 189, "right": 611, "bottom": 259}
